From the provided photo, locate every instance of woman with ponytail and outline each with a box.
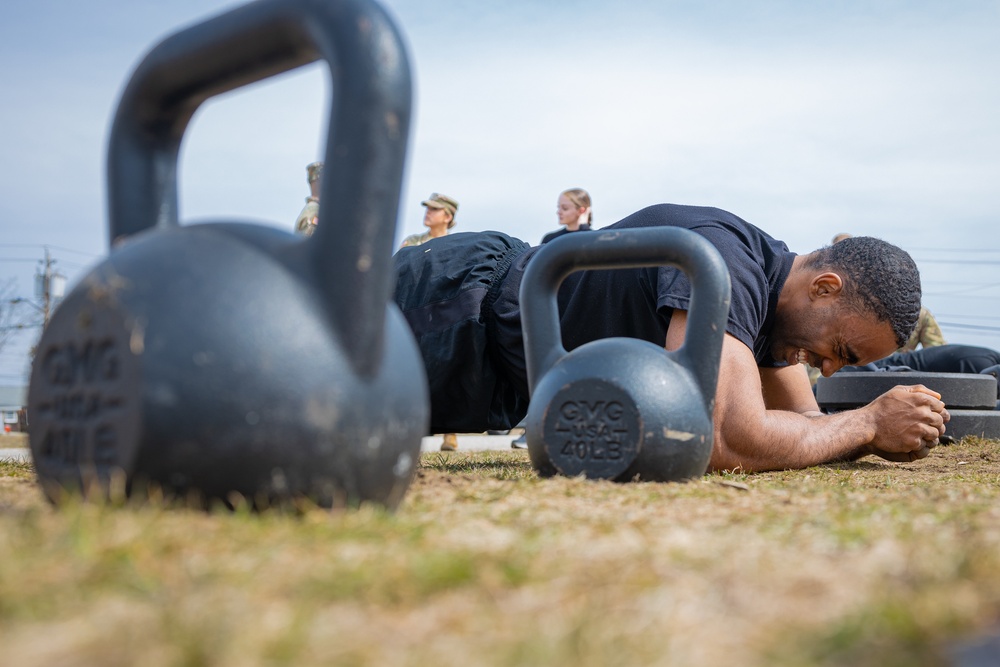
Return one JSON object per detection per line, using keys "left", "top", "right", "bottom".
{"left": 541, "top": 188, "right": 593, "bottom": 243}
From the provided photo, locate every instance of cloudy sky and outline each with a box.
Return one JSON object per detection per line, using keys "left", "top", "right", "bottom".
{"left": 2, "top": 0, "right": 1000, "bottom": 382}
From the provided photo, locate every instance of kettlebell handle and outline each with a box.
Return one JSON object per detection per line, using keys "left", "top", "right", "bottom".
{"left": 520, "top": 227, "right": 732, "bottom": 412}
{"left": 107, "top": 0, "right": 411, "bottom": 376}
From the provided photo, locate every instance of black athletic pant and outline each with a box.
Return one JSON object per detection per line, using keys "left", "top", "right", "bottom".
{"left": 875, "top": 344, "right": 1000, "bottom": 374}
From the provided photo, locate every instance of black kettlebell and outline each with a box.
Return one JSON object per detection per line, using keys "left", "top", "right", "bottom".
{"left": 27, "top": 0, "right": 428, "bottom": 509}
{"left": 520, "top": 227, "right": 731, "bottom": 482}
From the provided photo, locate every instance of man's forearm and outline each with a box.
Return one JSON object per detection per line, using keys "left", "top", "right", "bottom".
{"left": 709, "top": 408, "right": 876, "bottom": 472}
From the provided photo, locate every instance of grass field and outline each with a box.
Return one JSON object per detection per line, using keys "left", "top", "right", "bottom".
{"left": 1, "top": 439, "right": 999, "bottom": 666}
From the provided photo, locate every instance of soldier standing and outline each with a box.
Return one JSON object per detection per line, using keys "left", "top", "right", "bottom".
{"left": 399, "top": 193, "right": 459, "bottom": 248}
{"left": 398, "top": 193, "right": 460, "bottom": 451}
{"left": 294, "top": 161, "right": 323, "bottom": 237}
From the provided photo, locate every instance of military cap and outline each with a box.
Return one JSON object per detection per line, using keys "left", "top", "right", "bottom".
{"left": 306, "top": 161, "right": 324, "bottom": 183}
{"left": 421, "top": 193, "right": 459, "bottom": 228}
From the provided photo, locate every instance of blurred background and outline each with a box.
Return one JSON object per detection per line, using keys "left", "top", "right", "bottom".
{"left": 2, "top": 0, "right": 998, "bottom": 383}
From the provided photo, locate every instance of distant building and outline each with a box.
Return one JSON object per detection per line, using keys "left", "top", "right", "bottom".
{"left": 0, "top": 385, "right": 28, "bottom": 434}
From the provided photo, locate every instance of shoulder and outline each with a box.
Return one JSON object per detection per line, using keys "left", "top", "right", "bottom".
{"left": 295, "top": 207, "right": 317, "bottom": 235}
{"left": 297, "top": 199, "right": 319, "bottom": 216}
{"left": 608, "top": 203, "right": 764, "bottom": 231}
{"left": 400, "top": 232, "right": 428, "bottom": 247}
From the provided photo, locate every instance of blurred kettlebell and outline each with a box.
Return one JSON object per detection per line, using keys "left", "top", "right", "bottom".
{"left": 27, "top": 0, "right": 428, "bottom": 509}
{"left": 520, "top": 227, "right": 731, "bottom": 482}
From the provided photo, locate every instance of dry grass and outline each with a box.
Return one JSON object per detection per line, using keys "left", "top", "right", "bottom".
{"left": 1, "top": 441, "right": 999, "bottom": 666}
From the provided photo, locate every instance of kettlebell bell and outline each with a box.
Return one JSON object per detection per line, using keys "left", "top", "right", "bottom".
{"left": 520, "top": 227, "right": 731, "bottom": 482}
{"left": 27, "top": 0, "right": 428, "bottom": 509}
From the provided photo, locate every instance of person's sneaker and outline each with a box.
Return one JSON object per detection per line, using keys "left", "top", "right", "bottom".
{"left": 511, "top": 434, "right": 528, "bottom": 449}
{"left": 440, "top": 434, "right": 458, "bottom": 451}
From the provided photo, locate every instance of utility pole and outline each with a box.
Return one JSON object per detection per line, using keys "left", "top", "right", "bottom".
{"left": 33, "top": 247, "right": 65, "bottom": 327}
{"left": 10, "top": 248, "right": 66, "bottom": 331}
{"left": 42, "top": 247, "right": 52, "bottom": 325}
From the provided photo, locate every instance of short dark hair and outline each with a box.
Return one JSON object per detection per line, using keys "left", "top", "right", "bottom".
{"left": 804, "top": 236, "right": 921, "bottom": 349}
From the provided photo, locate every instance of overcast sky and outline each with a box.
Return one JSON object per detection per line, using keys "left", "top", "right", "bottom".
{"left": 2, "top": 0, "right": 1000, "bottom": 382}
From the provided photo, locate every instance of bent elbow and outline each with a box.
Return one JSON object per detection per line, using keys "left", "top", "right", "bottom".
{"left": 708, "top": 444, "right": 757, "bottom": 474}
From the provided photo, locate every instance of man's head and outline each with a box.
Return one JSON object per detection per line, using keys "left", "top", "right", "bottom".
{"left": 805, "top": 236, "right": 921, "bottom": 349}
{"left": 772, "top": 236, "right": 921, "bottom": 376}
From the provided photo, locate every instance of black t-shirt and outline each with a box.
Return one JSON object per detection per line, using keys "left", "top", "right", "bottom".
{"left": 491, "top": 204, "right": 796, "bottom": 396}
{"left": 540, "top": 223, "right": 592, "bottom": 244}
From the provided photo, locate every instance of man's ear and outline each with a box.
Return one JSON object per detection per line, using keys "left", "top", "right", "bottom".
{"left": 810, "top": 272, "right": 844, "bottom": 300}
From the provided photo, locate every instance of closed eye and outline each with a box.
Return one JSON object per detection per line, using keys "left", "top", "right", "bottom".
{"left": 839, "top": 344, "right": 859, "bottom": 365}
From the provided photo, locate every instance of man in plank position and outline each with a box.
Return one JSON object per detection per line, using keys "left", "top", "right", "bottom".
{"left": 393, "top": 204, "right": 949, "bottom": 472}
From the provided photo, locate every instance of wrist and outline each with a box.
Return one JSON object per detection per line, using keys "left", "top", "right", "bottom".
{"left": 853, "top": 404, "right": 880, "bottom": 447}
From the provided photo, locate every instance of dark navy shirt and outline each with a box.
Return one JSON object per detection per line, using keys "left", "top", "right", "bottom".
{"left": 492, "top": 204, "right": 796, "bottom": 397}
{"left": 540, "top": 223, "right": 592, "bottom": 244}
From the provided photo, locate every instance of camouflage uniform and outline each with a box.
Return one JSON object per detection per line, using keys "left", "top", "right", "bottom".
{"left": 293, "top": 161, "right": 323, "bottom": 237}
{"left": 294, "top": 197, "right": 320, "bottom": 237}
{"left": 400, "top": 231, "right": 433, "bottom": 247}
{"left": 901, "top": 307, "right": 946, "bottom": 352}
{"left": 398, "top": 193, "right": 459, "bottom": 249}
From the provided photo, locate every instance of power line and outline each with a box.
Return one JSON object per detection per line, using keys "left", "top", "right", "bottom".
{"left": 42, "top": 245, "right": 102, "bottom": 258}
{"left": 923, "top": 282, "right": 1000, "bottom": 296}
{"left": 938, "top": 321, "right": 1000, "bottom": 333}
{"left": 54, "top": 261, "right": 90, "bottom": 271}
{"left": 0, "top": 243, "right": 101, "bottom": 258}
{"left": 930, "top": 280, "right": 1000, "bottom": 286}
{"left": 0, "top": 325, "right": 42, "bottom": 332}
{"left": 906, "top": 247, "right": 1000, "bottom": 253}
{"left": 915, "top": 258, "right": 1000, "bottom": 265}
{"left": 936, "top": 313, "right": 1000, "bottom": 322}
{"left": 924, "top": 293, "right": 1000, "bottom": 301}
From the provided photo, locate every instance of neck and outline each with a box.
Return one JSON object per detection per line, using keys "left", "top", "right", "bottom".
{"left": 428, "top": 225, "right": 447, "bottom": 238}
{"left": 776, "top": 254, "right": 813, "bottom": 312}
